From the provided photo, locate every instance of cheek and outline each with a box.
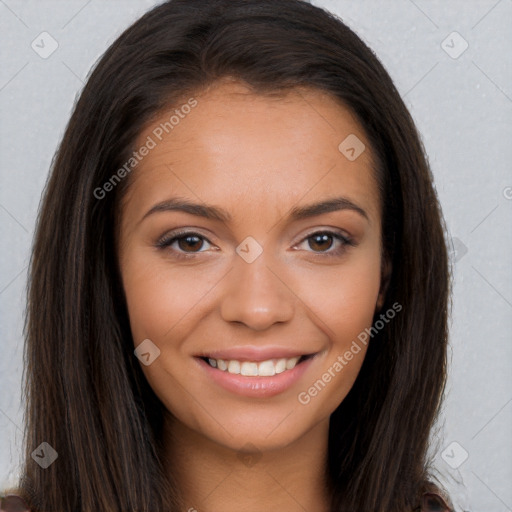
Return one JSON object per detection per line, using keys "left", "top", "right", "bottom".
{"left": 120, "top": 249, "right": 215, "bottom": 344}
{"left": 292, "top": 248, "right": 382, "bottom": 341}
{"left": 290, "top": 248, "right": 382, "bottom": 408}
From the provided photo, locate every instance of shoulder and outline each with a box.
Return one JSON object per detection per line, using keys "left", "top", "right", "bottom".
{"left": 419, "top": 491, "right": 453, "bottom": 512}
{"left": 416, "top": 480, "right": 454, "bottom": 512}
{"left": 0, "top": 494, "right": 31, "bottom": 512}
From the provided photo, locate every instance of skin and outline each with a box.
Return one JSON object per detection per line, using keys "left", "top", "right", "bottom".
{"left": 117, "top": 78, "right": 387, "bottom": 512}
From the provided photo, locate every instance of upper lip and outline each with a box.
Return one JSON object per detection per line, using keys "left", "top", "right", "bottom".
{"left": 195, "top": 346, "right": 317, "bottom": 362}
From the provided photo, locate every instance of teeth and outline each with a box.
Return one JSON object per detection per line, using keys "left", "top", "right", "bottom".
{"left": 286, "top": 356, "right": 300, "bottom": 370}
{"left": 241, "top": 362, "right": 258, "bottom": 376}
{"left": 258, "top": 360, "right": 275, "bottom": 376}
{"left": 275, "top": 358, "right": 287, "bottom": 374}
{"left": 227, "top": 360, "right": 240, "bottom": 374}
{"left": 206, "top": 356, "right": 303, "bottom": 376}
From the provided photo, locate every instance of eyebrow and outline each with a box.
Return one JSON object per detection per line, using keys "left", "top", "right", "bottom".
{"left": 140, "top": 196, "right": 369, "bottom": 225}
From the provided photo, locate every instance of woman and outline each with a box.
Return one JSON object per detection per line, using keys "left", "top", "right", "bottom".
{"left": 3, "top": 0, "right": 453, "bottom": 510}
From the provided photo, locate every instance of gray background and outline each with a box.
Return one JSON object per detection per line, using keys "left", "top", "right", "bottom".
{"left": 1, "top": 1, "right": 511, "bottom": 510}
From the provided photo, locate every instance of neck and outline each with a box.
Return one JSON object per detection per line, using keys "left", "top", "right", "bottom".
{"left": 163, "top": 415, "right": 331, "bottom": 512}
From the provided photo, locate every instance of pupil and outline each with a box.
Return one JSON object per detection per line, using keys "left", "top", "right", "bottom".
{"left": 310, "top": 234, "right": 332, "bottom": 252}
{"left": 179, "top": 235, "right": 202, "bottom": 252}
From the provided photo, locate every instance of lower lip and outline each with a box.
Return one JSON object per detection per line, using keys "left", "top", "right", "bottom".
{"left": 195, "top": 356, "right": 317, "bottom": 398}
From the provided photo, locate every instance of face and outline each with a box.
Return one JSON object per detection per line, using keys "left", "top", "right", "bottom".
{"left": 117, "top": 79, "right": 386, "bottom": 453}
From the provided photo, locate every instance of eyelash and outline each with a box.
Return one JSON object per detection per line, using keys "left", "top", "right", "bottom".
{"left": 155, "top": 229, "right": 355, "bottom": 260}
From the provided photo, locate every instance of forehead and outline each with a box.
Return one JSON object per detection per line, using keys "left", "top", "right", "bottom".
{"left": 122, "top": 80, "right": 380, "bottom": 227}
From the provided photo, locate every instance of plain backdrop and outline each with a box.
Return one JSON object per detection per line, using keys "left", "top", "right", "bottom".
{"left": 1, "top": 1, "right": 511, "bottom": 510}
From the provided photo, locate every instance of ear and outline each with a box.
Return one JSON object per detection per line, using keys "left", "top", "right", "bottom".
{"left": 376, "top": 256, "right": 392, "bottom": 312}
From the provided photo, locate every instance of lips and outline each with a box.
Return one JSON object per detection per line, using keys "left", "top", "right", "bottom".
{"left": 195, "top": 347, "right": 316, "bottom": 377}
{"left": 194, "top": 347, "right": 321, "bottom": 398}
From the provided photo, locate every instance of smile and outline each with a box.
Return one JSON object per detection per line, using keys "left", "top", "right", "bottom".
{"left": 202, "top": 355, "right": 308, "bottom": 376}
{"left": 196, "top": 353, "right": 319, "bottom": 398}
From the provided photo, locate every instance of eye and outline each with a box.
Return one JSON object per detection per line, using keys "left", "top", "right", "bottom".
{"left": 156, "top": 230, "right": 213, "bottom": 256}
{"left": 156, "top": 229, "right": 354, "bottom": 259}
{"left": 295, "top": 230, "right": 354, "bottom": 257}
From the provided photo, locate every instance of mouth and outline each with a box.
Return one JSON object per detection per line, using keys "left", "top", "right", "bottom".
{"left": 198, "top": 354, "right": 315, "bottom": 377}
{"left": 195, "top": 351, "right": 320, "bottom": 398}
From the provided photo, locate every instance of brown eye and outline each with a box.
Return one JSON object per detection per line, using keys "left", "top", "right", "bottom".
{"left": 308, "top": 233, "right": 334, "bottom": 252}
{"left": 295, "top": 230, "right": 354, "bottom": 258}
{"left": 177, "top": 235, "right": 204, "bottom": 252}
{"left": 156, "top": 231, "right": 213, "bottom": 257}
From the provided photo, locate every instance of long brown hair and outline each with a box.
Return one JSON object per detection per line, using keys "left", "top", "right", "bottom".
{"left": 18, "top": 0, "right": 450, "bottom": 510}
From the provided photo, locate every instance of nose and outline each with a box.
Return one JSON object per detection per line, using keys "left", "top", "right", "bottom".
{"left": 220, "top": 252, "right": 295, "bottom": 331}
